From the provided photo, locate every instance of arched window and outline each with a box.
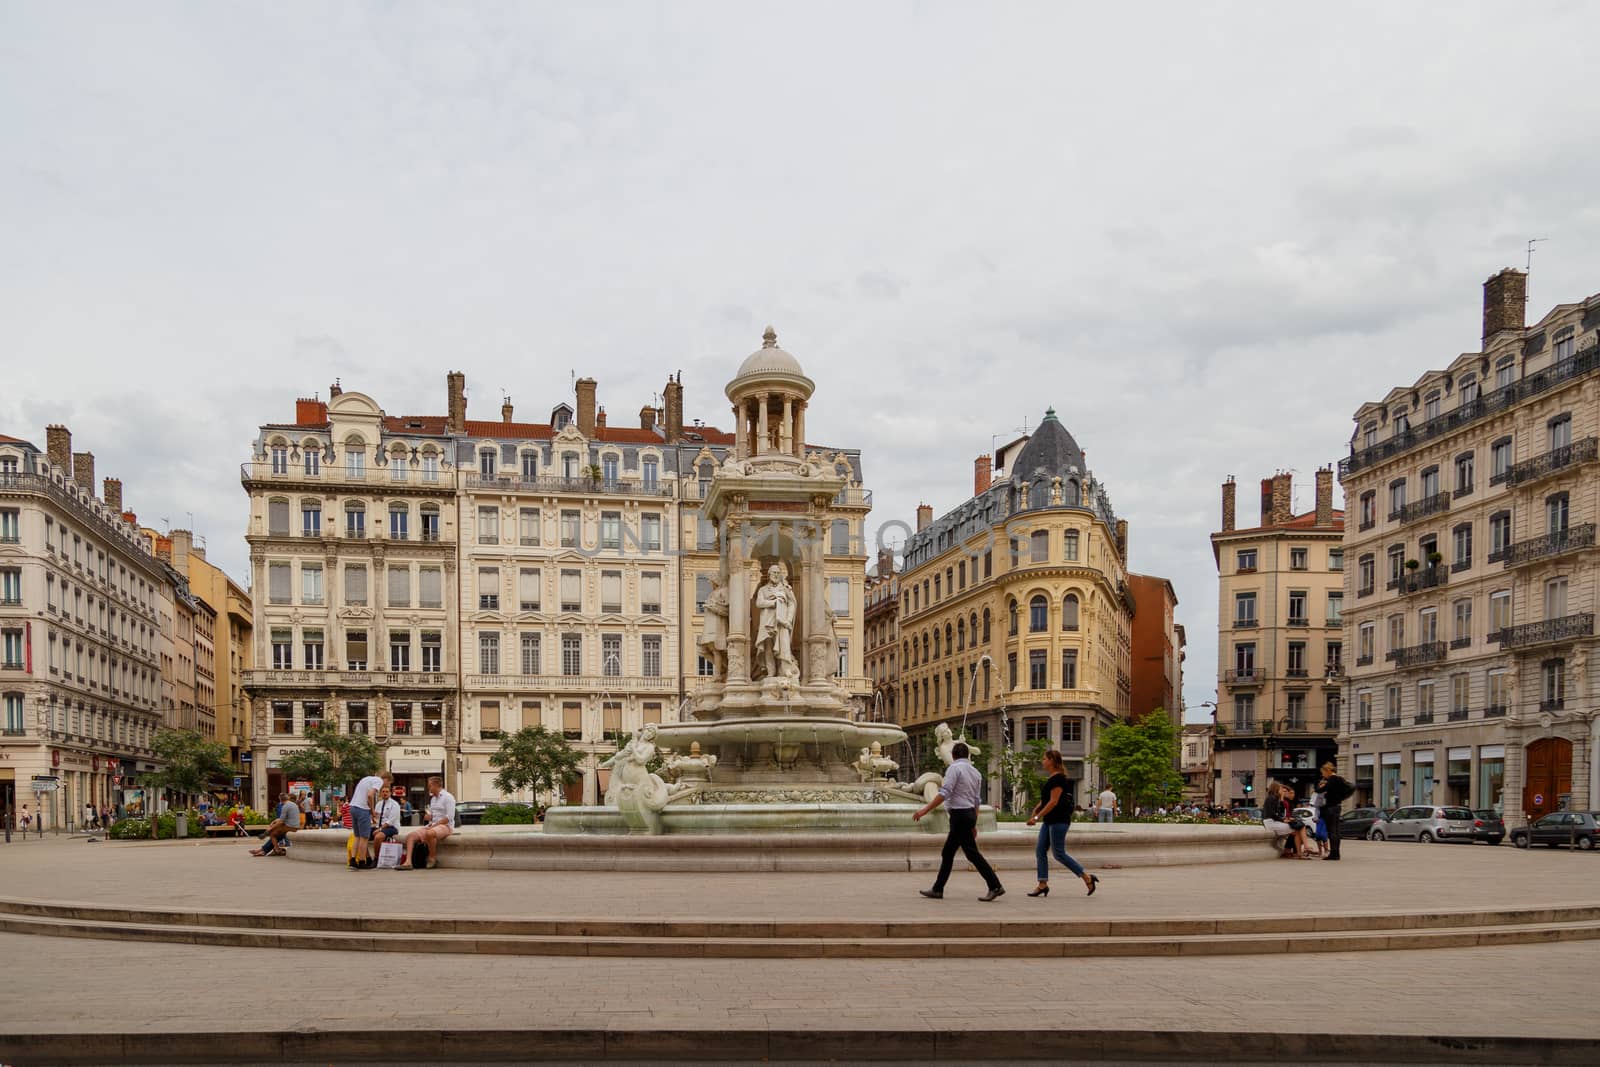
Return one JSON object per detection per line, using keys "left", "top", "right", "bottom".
{"left": 922, "top": 632, "right": 930, "bottom": 662}
{"left": 1063, "top": 480, "right": 1080, "bottom": 507}
{"left": 344, "top": 436, "right": 366, "bottom": 477}
{"left": 302, "top": 439, "right": 322, "bottom": 476}
{"left": 1029, "top": 595, "right": 1049, "bottom": 632}
{"left": 1063, "top": 593, "right": 1080, "bottom": 631}
{"left": 957, "top": 617, "right": 966, "bottom": 650}
{"left": 1029, "top": 481, "right": 1050, "bottom": 509}
{"left": 982, "top": 608, "right": 991, "bottom": 643}
{"left": 933, "top": 629, "right": 941, "bottom": 659}
{"left": 1007, "top": 598, "right": 1018, "bottom": 636}
{"left": 1064, "top": 530, "right": 1080, "bottom": 561}
{"left": 903, "top": 640, "right": 911, "bottom": 667}
{"left": 944, "top": 623, "right": 953, "bottom": 655}
{"left": 389, "top": 444, "right": 408, "bottom": 481}
{"left": 343, "top": 501, "right": 365, "bottom": 537}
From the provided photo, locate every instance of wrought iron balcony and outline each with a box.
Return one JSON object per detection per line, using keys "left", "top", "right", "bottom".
{"left": 1540, "top": 698, "right": 1566, "bottom": 712}
{"left": 1224, "top": 667, "right": 1262, "bottom": 685}
{"left": 1502, "top": 524, "right": 1596, "bottom": 567}
{"left": 1390, "top": 492, "right": 1450, "bottom": 526}
{"left": 1276, "top": 716, "right": 1335, "bottom": 735}
{"left": 464, "top": 473, "right": 677, "bottom": 498}
{"left": 1484, "top": 704, "right": 1507, "bottom": 718}
{"left": 1397, "top": 566, "right": 1449, "bottom": 595}
{"left": 1388, "top": 641, "right": 1447, "bottom": 668}
{"left": 1493, "top": 613, "right": 1595, "bottom": 650}
{"left": 1504, "top": 437, "right": 1599, "bottom": 488}
{"left": 1414, "top": 712, "right": 1434, "bottom": 724}
{"left": 1447, "top": 709, "right": 1469, "bottom": 722}
{"left": 1353, "top": 718, "right": 1372, "bottom": 732}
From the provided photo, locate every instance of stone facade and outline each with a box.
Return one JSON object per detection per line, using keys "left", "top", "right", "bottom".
{"left": 1127, "top": 573, "right": 1184, "bottom": 730}
{"left": 1210, "top": 470, "right": 1344, "bottom": 807}
{"left": 1338, "top": 272, "right": 1600, "bottom": 826}
{"left": 864, "top": 550, "right": 899, "bottom": 723}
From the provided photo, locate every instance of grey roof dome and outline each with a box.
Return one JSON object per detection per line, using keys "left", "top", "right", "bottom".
{"left": 1010, "top": 408, "right": 1085, "bottom": 480}
{"left": 735, "top": 326, "right": 805, "bottom": 379}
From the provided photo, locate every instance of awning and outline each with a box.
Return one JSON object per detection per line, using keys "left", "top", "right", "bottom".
{"left": 390, "top": 759, "right": 443, "bottom": 774}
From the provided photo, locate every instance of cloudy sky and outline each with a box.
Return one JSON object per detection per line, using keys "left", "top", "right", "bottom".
{"left": 5, "top": 2, "right": 1599, "bottom": 719}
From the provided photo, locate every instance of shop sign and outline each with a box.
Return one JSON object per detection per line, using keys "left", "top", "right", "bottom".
{"left": 1403, "top": 738, "right": 1443, "bottom": 748}
{"left": 399, "top": 747, "right": 441, "bottom": 758}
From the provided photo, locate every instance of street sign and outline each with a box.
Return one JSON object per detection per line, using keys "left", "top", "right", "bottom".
{"left": 232, "top": 777, "right": 243, "bottom": 788}
{"left": 31, "top": 780, "right": 58, "bottom": 793}
{"left": 1533, "top": 793, "right": 1545, "bottom": 806}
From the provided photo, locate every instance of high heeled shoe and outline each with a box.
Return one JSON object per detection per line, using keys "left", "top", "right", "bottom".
{"left": 1026, "top": 884, "right": 1049, "bottom": 897}
{"left": 1086, "top": 875, "right": 1099, "bottom": 896}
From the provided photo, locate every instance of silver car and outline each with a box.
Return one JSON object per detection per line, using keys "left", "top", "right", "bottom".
{"left": 1368, "top": 804, "right": 1477, "bottom": 843}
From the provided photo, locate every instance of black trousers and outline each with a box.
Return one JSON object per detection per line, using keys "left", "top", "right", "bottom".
{"left": 933, "top": 808, "right": 1001, "bottom": 891}
{"left": 1325, "top": 807, "right": 1342, "bottom": 859}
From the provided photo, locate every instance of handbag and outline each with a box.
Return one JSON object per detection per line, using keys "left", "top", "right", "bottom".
{"left": 377, "top": 841, "right": 405, "bottom": 869}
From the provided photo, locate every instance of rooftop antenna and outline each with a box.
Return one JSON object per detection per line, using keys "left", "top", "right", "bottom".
{"left": 1526, "top": 237, "right": 1547, "bottom": 307}
{"left": 186, "top": 511, "right": 194, "bottom": 531}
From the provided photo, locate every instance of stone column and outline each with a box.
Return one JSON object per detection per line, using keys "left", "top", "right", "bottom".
{"left": 756, "top": 393, "right": 769, "bottom": 455}
{"left": 804, "top": 519, "right": 829, "bottom": 685}
{"left": 732, "top": 404, "right": 745, "bottom": 460}
{"left": 781, "top": 396, "right": 793, "bottom": 454}
{"left": 725, "top": 520, "right": 750, "bottom": 686}
{"left": 794, "top": 402, "right": 807, "bottom": 458}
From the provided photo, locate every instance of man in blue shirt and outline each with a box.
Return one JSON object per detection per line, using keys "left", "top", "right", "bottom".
{"left": 912, "top": 742, "right": 1004, "bottom": 901}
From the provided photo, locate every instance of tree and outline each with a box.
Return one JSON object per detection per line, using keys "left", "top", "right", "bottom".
{"left": 489, "top": 725, "right": 585, "bottom": 803}
{"left": 1089, "top": 709, "right": 1183, "bottom": 812}
{"left": 277, "top": 724, "right": 382, "bottom": 796}
{"left": 996, "top": 738, "right": 1052, "bottom": 814}
{"left": 145, "top": 728, "right": 232, "bottom": 800}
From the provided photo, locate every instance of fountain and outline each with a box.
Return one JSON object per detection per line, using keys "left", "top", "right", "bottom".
{"left": 544, "top": 328, "right": 987, "bottom": 835}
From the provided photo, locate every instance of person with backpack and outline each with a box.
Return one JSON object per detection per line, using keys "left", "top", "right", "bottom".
{"left": 1315, "top": 761, "right": 1355, "bottom": 861}
{"left": 1025, "top": 749, "right": 1098, "bottom": 897}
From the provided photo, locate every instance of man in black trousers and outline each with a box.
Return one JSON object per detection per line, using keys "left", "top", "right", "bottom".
{"left": 1316, "top": 759, "right": 1354, "bottom": 861}
{"left": 913, "top": 742, "right": 1004, "bottom": 901}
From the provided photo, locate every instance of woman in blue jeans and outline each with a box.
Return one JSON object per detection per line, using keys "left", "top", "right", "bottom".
{"left": 1025, "top": 749, "right": 1098, "bottom": 897}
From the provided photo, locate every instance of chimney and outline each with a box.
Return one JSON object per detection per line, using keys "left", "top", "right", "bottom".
{"left": 877, "top": 547, "right": 896, "bottom": 577}
{"left": 1260, "top": 478, "right": 1274, "bottom": 525}
{"left": 1315, "top": 467, "right": 1334, "bottom": 527}
{"left": 974, "top": 454, "right": 992, "bottom": 496}
{"left": 1271, "top": 472, "right": 1293, "bottom": 527}
{"left": 447, "top": 371, "right": 467, "bottom": 433}
{"left": 916, "top": 503, "right": 934, "bottom": 531}
{"left": 72, "top": 452, "right": 95, "bottom": 495}
{"left": 121, "top": 511, "right": 138, "bottom": 529}
{"left": 663, "top": 374, "right": 684, "bottom": 444}
{"left": 329, "top": 379, "right": 342, "bottom": 398}
{"left": 1221, "top": 476, "right": 1236, "bottom": 532}
{"left": 45, "top": 425, "right": 71, "bottom": 477}
{"left": 294, "top": 398, "right": 327, "bottom": 426}
{"left": 154, "top": 536, "right": 173, "bottom": 562}
{"left": 575, "top": 378, "right": 597, "bottom": 437}
{"left": 169, "top": 529, "right": 193, "bottom": 571}
{"left": 596, "top": 406, "right": 607, "bottom": 430}
{"left": 639, "top": 405, "right": 657, "bottom": 433}
{"left": 1115, "top": 519, "right": 1129, "bottom": 562}
{"left": 1482, "top": 268, "right": 1527, "bottom": 344}
{"left": 501, "top": 396, "right": 514, "bottom": 423}
{"left": 102, "top": 477, "right": 123, "bottom": 512}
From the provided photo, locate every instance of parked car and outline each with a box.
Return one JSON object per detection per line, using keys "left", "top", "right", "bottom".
{"left": 1340, "top": 807, "right": 1386, "bottom": 837}
{"left": 1368, "top": 805, "right": 1477, "bottom": 843}
{"left": 1471, "top": 810, "right": 1505, "bottom": 845}
{"left": 1509, "top": 812, "right": 1600, "bottom": 850}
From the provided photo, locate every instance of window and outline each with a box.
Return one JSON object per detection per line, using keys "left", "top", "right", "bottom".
{"left": 270, "top": 445, "right": 288, "bottom": 474}
{"left": 479, "top": 449, "right": 497, "bottom": 477}
{"left": 1028, "top": 649, "right": 1047, "bottom": 689}
{"left": 642, "top": 635, "right": 662, "bottom": 677}
{"left": 983, "top": 550, "right": 992, "bottom": 578}
{"left": 519, "top": 508, "right": 540, "bottom": 546}
{"left": 1326, "top": 591, "right": 1343, "bottom": 626}
{"left": 1024, "top": 717, "right": 1051, "bottom": 743}
{"left": 392, "top": 702, "right": 413, "bottom": 735}
{"left": 389, "top": 632, "right": 409, "bottom": 672}
{"left": 560, "top": 570, "right": 582, "bottom": 613}
{"left": 1030, "top": 530, "right": 1049, "bottom": 563}
{"left": 562, "top": 702, "right": 582, "bottom": 741}
{"left": 1061, "top": 649, "right": 1078, "bottom": 689}
{"left": 477, "top": 632, "right": 500, "bottom": 674}
{"left": 271, "top": 701, "right": 294, "bottom": 734}
{"left": 1357, "top": 554, "right": 1375, "bottom": 596}
{"left": 1287, "top": 642, "right": 1307, "bottom": 676}
{"left": 981, "top": 608, "right": 991, "bottom": 643}
{"left": 520, "top": 632, "right": 540, "bottom": 675}
{"left": 1233, "top": 694, "right": 1255, "bottom": 729}
{"left": 1544, "top": 576, "right": 1568, "bottom": 620}
{"left": 517, "top": 568, "right": 540, "bottom": 612}
{"left": 1063, "top": 530, "right": 1079, "bottom": 561}
{"left": 829, "top": 577, "right": 850, "bottom": 616}
{"left": 420, "top": 506, "right": 440, "bottom": 542}
{"left": 1359, "top": 491, "right": 1376, "bottom": 529}
{"left": 271, "top": 629, "right": 292, "bottom": 670}
{"left": 478, "top": 568, "right": 500, "bottom": 612}
{"left": 1487, "top": 669, "right": 1509, "bottom": 715}
{"left": 1418, "top": 607, "right": 1438, "bottom": 644}
{"left": 421, "top": 632, "right": 442, "bottom": 673}
{"left": 561, "top": 510, "right": 580, "bottom": 548}
{"left": 695, "top": 575, "right": 711, "bottom": 613}
{"left": 300, "top": 501, "right": 321, "bottom": 537}
{"left": 641, "top": 513, "right": 662, "bottom": 551}
{"left": 561, "top": 634, "right": 582, "bottom": 676}
{"left": 419, "top": 567, "right": 443, "bottom": 609}
{"left": 1234, "top": 592, "right": 1256, "bottom": 627}
{"left": 600, "top": 512, "right": 621, "bottom": 550}
{"left": 1415, "top": 681, "right": 1435, "bottom": 723}
{"left": 1384, "top": 685, "right": 1401, "bottom": 725}
{"left": 1236, "top": 548, "right": 1257, "bottom": 572}
{"left": 1357, "top": 622, "right": 1375, "bottom": 664}
{"left": 831, "top": 520, "right": 851, "bottom": 555}
{"left": 1029, "top": 595, "right": 1048, "bottom": 632}
{"left": 1326, "top": 640, "right": 1342, "bottom": 673}
{"left": 345, "top": 629, "right": 368, "bottom": 671}
{"left": 601, "top": 455, "right": 619, "bottom": 486}
{"left": 1386, "top": 613, "right": 1404, "bottom": 656}
{"left": 1363, "top": 423, "right": 1377, "bottom": 448}
{"left": 1421, "top": 466, "right": 1440, "bottom": 498}
{"left": 642, "top": 457, "right": 658, "bottom": 489}
{"left": 421, "top": 702, "right": 443, "bottom": 736}
{"left": 521, "top": 451, "right": 538, "bottom": 480}
{"left": 1287, "top": 590, "right": 1307, "bottom": 625}
{"left": 1488, "top": 512, "right": 1512, "bottom": 560}
{"left": 478, "top": 506, "right": 499, "bottom": 543}
{"left": 1290, "top": 547, "right": 1307, "bottom": 571}
{"left": 1423, "top": 390, "right": 1440, "bottom": 421}
{"left": 1495, "top": 356, "right": 1515, "bottom": 389}
{"left": 640, "top": 573, "right": 662, "bottom": 614}
{"left": 302, "top": 629, "right": 324, "bottom": 671}
{"left": 1387, "top": 545, "right": 1405, "bottom": 586}
{"left": 1455, "top": 452, "right": 1474, "bottom": 495}
{"left": 388, "top": 505, "right": 408, "bottom": 541}
{"left": 348, "top": 701, "right": 369, "bottom": 734}
{"left": 1234, "top": 642, "right": 1256, "bottom": 675}
{"left": 1452, "top": 523, "right": 1472, "bottom": 569}
{"left": 267, "top": 499, "right": 290, "bottom": 536}
{"left": 344, "top": 503, "right": 364, "bottom": 537}
{"left": 267, "top": 562, "right": 291, "bottom": 605}
{"left": 421, "top": 452, "right": 439, "bottom": 482}
{"left": 1460, "top": 374, "right": 1479, "bottom": 404}
{"left": 1555, "top": 332, "right": 1576, "bottom": 360}
{"left": 1388, "top": 479, "right": 1407, "bottom": 517}
{"left": 1546, "top": 492, "right": 1569, "bottom": 535}
{"left": 1489, "top": 591, "right": 1511, "bottom": 636}
{"left": 479, "top": 701, "right": 501, "bottom": 740}
{"left": 601, "top": 571, "right": 622, "bottom": 614}
{"left": 1355, "top": 691, "right": 1372, "bottom": 727}
{"left": 1490, "top": 438, "right": 1512, "bottom": 481}
{"left": 1542, "top": 659, "right": 1565, "bottom": 710}
{"left": 1452, "top": 599, "right": 1472, "bottom": 645}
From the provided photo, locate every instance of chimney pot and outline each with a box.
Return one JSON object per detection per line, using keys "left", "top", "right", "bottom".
{"left": 640, "top": 404, "right": 657, "bottom": 432}
{"left": 1115, "top": 519, "right": 1129, "bottom": 562}
{"left": 575, "top": 378, "right": 598, "bottom": 437}
{"left": 329, "top": 379, "right": 342, "bottom": 398}
{"left": 294, "top": 398, "right": 327, "bottom": 426}
{"left": 1221, "top": 476, "right": 1236, "bottom": 533}
{"left": 916, "top": 503, "right": 934, "bottom": 532}
{"left": 974, "top": 455, "right": 992, "bottom": 496}
{"left": 1271, "top": 472, "right": 1293, "bottom": 527}
{"left": 502, "top": 396, "right": 514, "bottom": 423}
{"left": 596, "top": 406, "right": 607, "bottom": 430}
{"left": 1482, "top": 268, "right": 1527, "bottom": 344}
{"left": 663, "top": 375, "right": 684, "bottom": 444}
{"left": 1260, "top": 478, "right": 1274, "bottom": 526}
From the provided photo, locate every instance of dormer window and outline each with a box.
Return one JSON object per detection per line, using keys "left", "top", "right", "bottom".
{"left": 1495, "top": 356, "right": 1515, "bottom": 389}
{"left": 1363, "top": 423, "right": 1377, "bottom": 448}
{"left": 1423, "top": 391, "right": 1440, "bottom": 421}
{"left": 551, "top": 404, "right": 573, "bottom": 430}
{"left": 1393, "top": 409, "right": 1410, "bottom": 435}
{"left": 1460, "top": 374, "right": 1479, "bottom": 405}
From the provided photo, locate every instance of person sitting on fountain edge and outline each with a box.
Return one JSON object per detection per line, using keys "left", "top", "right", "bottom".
{"left": 912, "top": 742, "right": 1004, "bottom": 902}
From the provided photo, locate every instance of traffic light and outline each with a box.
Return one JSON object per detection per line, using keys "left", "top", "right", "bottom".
{"left": 1242, "top": 772, "right": 1255, "bottom": 795}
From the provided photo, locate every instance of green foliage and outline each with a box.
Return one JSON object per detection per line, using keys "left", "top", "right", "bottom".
{"left": 996, "top": 739, "right": 1053, "bottom": 810}
{"left": 480, "top": 803, "right": 540, "bottom": 825}
{"left": 144, "top": 730, "right": 232, "bottom": 798}
{"left": 277, "top": 723, "right": 382, "bottom": 795}
{"left": 108, "top": 809, "right": 202, "bottom": 840}
{"left": 489, "top": 726, "right": 584, "bottom": 800}
{"left": 1089, "top": 709, "right": 1183, "bottom": 812}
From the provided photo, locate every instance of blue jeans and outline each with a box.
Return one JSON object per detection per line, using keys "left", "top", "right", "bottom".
{"left": 1097, "top": 808, "right": 1114, "bottom": 823}
{"left": 1036, "top": 822, "right": 1085, "bottom": 881}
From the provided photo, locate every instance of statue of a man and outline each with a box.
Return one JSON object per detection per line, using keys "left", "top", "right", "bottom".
{"left": 753, "top": 563, "right": 799, "bottom": 681}
{"left": 696, "top": 574, "right": 729, "bottom": 679}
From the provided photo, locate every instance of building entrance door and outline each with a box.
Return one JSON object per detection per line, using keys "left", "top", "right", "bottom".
{"left": 1522, "top": 737, "right": 1572, "bottom": 822}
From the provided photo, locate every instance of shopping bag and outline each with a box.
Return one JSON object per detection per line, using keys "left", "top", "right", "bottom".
{"left": 377, "top": 841, "right": 404, "bottom": 869}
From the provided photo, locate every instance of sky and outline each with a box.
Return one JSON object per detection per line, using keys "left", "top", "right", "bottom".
{"left": 4, "top": 2, "right": 1599, "bottom": 721}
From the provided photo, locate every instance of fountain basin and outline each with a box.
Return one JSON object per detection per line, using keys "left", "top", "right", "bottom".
{"left": 543, "top": 801, "right": 995, "bottom": 836}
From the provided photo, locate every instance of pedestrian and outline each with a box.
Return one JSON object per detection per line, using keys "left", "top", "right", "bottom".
{"left": 911, "top": 742, "right": 1004, "bottom": 901}
{"left": 1315, "top": 761, "right": 1354, "bottom": 862}
{"left": 1263, "top": 782, "right": 1309, "bottom": 858}
{"left": 345, "top": 772, "right": 393, "bottom": 870}
{"left": 1095, "top": 784, "right": 1118, "bottom": 823}
{"left": 249, "top": 792, "right": 302, "bottom": 856}
{"left": 83, "top": 802, "right": 96, "bottom": 830}
{"left": 1025, "top": 749, "right": 1097, "bottom": 897}
{"left": 20, "top": 804, "right": 29, "bottom": 836}
{"left": 397, "top": 776, "right": 456, "bottom": 871}
{"left": 1309, "top": 788, "right": 1329, "bottom": 858}
{"left": 367, "top": 791, "right": 403, "bottom": 868}
{"left": 100, "top": 805, "right": 111, "bottom": 830}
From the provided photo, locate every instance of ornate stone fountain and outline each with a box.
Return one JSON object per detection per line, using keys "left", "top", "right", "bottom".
{"left": 544, "top": 329, "right": 985, "bottom": 835}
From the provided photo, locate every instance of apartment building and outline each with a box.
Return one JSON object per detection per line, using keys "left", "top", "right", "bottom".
{"left": 1339, "top": 271, "right": 1600, "bottom": 825}
{"left": 1210, "top": 470, "right": 1344, "bottom": 806}
{"left": 1127, "top": 573, "right": 1184, "bottom": 729}
{"left": 164, "top": 528, "right": 253, "bottom": 772}
{"left": 864, "top": 550, "right": 900, "bottom": 723}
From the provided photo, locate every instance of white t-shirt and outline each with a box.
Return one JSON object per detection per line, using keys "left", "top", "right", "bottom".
{"left": 372, "top": 798, "right": 401, "bottom": 830}
{"left": 1097, "top": 789, "right": 1117, "bottom": 811}
{"left": 349, "top": 775, "right": 386, "bottom": 811}
{"left": 427, "top": 789, "right": 457, "bottom": 827}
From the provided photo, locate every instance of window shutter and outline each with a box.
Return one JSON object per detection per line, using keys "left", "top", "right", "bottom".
{"left": 387, "top": 566, "right": 410, "bottom": 607}
{"left": 268, "top": 500, "right": 289, "bottom": 535}
{"left": 345, "top": 565, "right": 368, "bottom": 605}
{"left": 640, "top": 573, "right": 661, "bottom": 611}
{"left": 560, "top": 570, "right": 582, "bottom": 610}
{"left": 480, "top": 701, "right": 500, "bottom": 733}
{"left": 268, "top": 562, "right": 290, "bottom": 602}
{"left": 419, "top": 568, "right": 442, "bottom": 608}
{"left": 601, "top": 571, "right": 622, "bottom": 612}
{"left": 518, "top": 568, "right": 540, "bottom": 610}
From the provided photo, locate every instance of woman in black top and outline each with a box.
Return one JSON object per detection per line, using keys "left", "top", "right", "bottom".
{"left": 1026, "top": 749, "right": 1098, "bottom": 897}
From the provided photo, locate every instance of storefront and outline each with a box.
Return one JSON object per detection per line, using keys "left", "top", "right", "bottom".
{"left": 1379, "top": 752, "right": 1401, "bottom": 810}
{"left": 1410, "top": 749, "right": 1435, "bottom": 805}
{"left": 1478, "top": 744, "right": 1505, "bottom": 816}
{"left": 1354, "top": 753, "right": 1375, "bottom": 806}
{"left": 1446, "top": 747, "right": 1472, "bottom": 806}
{"left": 388, "top": 747, "right": 445, "bottom": 811}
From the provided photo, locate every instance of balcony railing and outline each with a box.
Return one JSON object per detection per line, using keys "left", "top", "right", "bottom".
{"left": 1504, "top": 437, "right": 1599, "bottom": 488}
{"left": 241, "top": 461, "right": 454, "bottom": 492}
{"left": 1397, "top": 566, "right": 1449, "bottom": 595}
{"left": 1540, "top": 698, "right": 1566, "bottom": 712}
{"left": 465, "top": 673, "right": 677, "bottom": 692}
{"left": 1224, "top": 667, "right": 1261, "bottom": 685}
{"left": 464, "top": 473, "right": 676, "bottom": 498}
{"left": 1340, "top": 341, "right": 1600, "bottom": 476}
{"left": 1447, "top": 709, "right": 1469, "bottom": 722}
{"left": 1390, "top": 492, "right": 1450, "bottom": 526}
{"left": 1276, "top": 716, "right": 1335, "bottom": 735}
{"left": 1503, "top": 524, "right": 1596, "bottom": 567}
{"left": 243, "top": 669, "right": 453, "bottom": 688}
{"left": 1484, "top": 704, "right": 1508, "bottom": 718}
{"left": 1494, "top": 613, "right": 1595, "bottom": 650}
{"left": 1387, "top": 641, "right": 1447, "bottom": 668}
{"left": 1414, "top": 712, "right": 1434, "bottom": 725}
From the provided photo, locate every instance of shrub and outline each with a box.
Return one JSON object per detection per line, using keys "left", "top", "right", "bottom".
{"left": 480, "top": 803, "right": 540, "bottom": 825}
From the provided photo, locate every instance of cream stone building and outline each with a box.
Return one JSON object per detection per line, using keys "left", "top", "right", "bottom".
{"left": 1339, "top": 271, "right": 1600, "bottom": 826}
{"left": 897, "top": 411, "right": 1134, "bottom": 808}
{"left": 165, "top": 529, "right": 253, "bottom": 773}
{"left": 0, "top": 427, "right": 166, "bottom": 828}
{"left": 1209, "top": 470, "right": 1344, "bottom": 807}
{"left": 864, "top": 550, "right": 900, "bottom": 723}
